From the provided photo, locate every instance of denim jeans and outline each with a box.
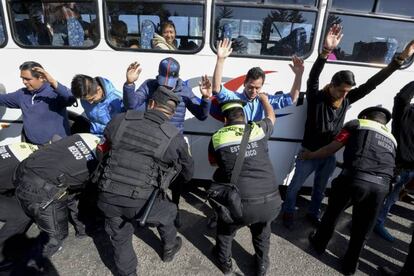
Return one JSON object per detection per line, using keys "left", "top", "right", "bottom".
{"left": 377, "top": 169, "right": 414, "bottom": 225}
{"left": 282, "top": 150, "right": 336, "bottom": 217}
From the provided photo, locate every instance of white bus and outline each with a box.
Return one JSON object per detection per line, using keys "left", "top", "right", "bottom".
{"left": 0, "top": 0, "right": 413, "bottom": 189}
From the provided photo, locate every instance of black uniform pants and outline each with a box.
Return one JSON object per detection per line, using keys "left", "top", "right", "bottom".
{"left": 311, "top": 175, "right": 388, "bottom": 272}
{"left": 15, "top": 172, "right": 70, "bottom": 259}
{"left": 98, "top": 197, "right": 177, "bottom": 276}
{"left": 216, "top": 198, "right": 279, "bottom": 266}
{"left": 0, "top": 194, "right": 32, "bottom": 260}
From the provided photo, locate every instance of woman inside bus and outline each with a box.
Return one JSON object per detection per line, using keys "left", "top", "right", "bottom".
{"left": 152, "top": 20, "right": 177, "bottom": 50}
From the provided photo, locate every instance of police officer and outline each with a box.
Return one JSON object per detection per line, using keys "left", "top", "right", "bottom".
{"left": 208, "top": 94, "right": 281, "bottom": 276}
{"left": 14, "top": 133, "right": 100, "bottom": 268}
{"left": 0, "top": 142, "right": 38, "bottom": 269}
{"left": 96, "top": 86, "right": 193, "bottom": 276}
{"left": 300, "top": 106, "right": 396, "bottom": 275}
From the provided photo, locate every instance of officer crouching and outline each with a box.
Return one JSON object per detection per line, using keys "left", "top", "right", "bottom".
{"left": 208, "top": 95, "right": 282, "bottom": 276}
{"left": 14, "top": 133, "right": 100, "bottom": 270}
{"left": 301, "top": 106, "right": 396, "bottom": 275}
{"left": 96, "top": 86, "right": 194, "bottom": 276}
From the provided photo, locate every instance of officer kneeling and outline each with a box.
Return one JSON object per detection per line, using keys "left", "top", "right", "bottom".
{"left": 301, "top": 106, "right": 396, "bottom": 275}
{"left": 208, "top": 95, "right": 281, "bottom": 276}
{"left": 14, "top": 133, "right": 100, "bottom": 268}
{"left": 96, "top": 86, "right": 194, "bottom": 276}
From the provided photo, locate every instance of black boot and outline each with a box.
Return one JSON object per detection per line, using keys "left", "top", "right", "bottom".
{"left": 162, "top": 237, "right": 182, "bottom": 262}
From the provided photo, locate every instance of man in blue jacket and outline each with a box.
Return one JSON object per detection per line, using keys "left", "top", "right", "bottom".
{"left": 71, "top": 75, "right": 124, "bottom": 136}
{"left": 123, "top": 58, "right": 211, "bottom": 133}
{"left": 0, "top": 61, "right": 76, "bottom": 145}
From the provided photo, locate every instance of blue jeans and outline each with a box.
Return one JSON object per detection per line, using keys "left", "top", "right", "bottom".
{"left": 377, "top": 169, "right": 414, "bottom": 225}
{"left": 282, "top": 151, "right": 336, "bottom": 217}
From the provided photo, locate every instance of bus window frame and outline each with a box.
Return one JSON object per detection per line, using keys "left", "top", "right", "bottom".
{"left": 0, "top": 2, "right": 8, "bottom": 47}
{"left": 6, "top": 0, "right": 101, "bottom": 50}
{"left": 210, "top": 0, "right": 321, "bottom": 60}
{"left": 102, "top": 0, "right": 206, "bottom": 54}
{"left": 319, "top": 0, "right": 414, "bottom": 68}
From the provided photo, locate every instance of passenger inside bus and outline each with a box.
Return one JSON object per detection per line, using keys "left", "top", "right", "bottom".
{"left": 152, "top": 20, "right": 177, "bottom": 50}
{"left": 109, "top": 20, "right": 128, "bottom": 48}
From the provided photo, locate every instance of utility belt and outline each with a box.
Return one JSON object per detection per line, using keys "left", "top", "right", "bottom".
{"left": 242, "top": 191, "right": 279, "bottom": 205}
{"left": 341, "top": 169, "right": 389, "bottom": 186}
{"left": 16, "top": 169, "right": 67, "bottom": 204}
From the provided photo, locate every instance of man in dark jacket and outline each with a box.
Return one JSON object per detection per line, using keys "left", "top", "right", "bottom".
{"left": 123, "top": 57, "right": 211, "bottom": 133}
{"left": 97, "top": 86, "right": 194, "bottom": 276}
{"left": 374, "top": 81, "right": 414, "bottom": 242}
{"left": 0, "top": 62, "right": 76, "bottom": 145}
{"left": 301, "top": 106, "right": 396, "bottom": 275}
{"left": 208, "top": 95, "right": 281, "bottom": 276}
{"left": 281, "top": 25, "right": 414, "bottom": 228}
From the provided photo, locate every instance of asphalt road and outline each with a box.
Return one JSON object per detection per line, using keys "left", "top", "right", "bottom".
{"left": 2, "top": 190, "right": 413, "bottom": 276}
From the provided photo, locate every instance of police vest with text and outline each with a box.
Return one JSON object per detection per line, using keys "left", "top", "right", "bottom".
{"left": 99, "top": 111, "right": 179, "bottom": 199}
{"left": 343, "top": 119, "right": 397, "bottom": 178}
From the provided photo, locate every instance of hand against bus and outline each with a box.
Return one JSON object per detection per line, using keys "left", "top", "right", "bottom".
{"left": 289, "top": 55, "right": 304, "bottom": 76}
{"left": 217, "top": 39, "right": 233, "bottom": 60}
{"left": 399, "top": 40, "right": 414, "bottom": 61}
{"left": 324, "top": 24, "right": 343, "bottom": 51}
{"left": 199, "top": 75, "right": 212, "bottom": 99}
{"left": 33, "top": 67, "right": 58, "bottom": 89}
{"left": 126, "top": 62, "right": 142, "bottom": 85}
{"left": 298, "top": 150, "right": 311, "bottom": 160}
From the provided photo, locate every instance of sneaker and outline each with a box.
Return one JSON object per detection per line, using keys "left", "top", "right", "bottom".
{"left": 374, "top": 223, "right": 395, "bottom": 242}
{"left": 212, "top": 246, "right": 233, "bottom": 275}
{"left": 308, "top": 231, "right": 325, "bottom": 255}
{"left": 282, "top": 212, "right": 294, "bottom": 229}
{"left": 306, "top": 213, "right": 321, "bottom": 227}
{"left": 162, "top": 237, "right": 182, "bottom": 262}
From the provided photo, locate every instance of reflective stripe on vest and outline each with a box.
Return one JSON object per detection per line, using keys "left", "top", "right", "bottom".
{"left": 357, "top": 119, "right": 397, "bottom": 148}
{"left": 212, "top": 123, "right": 265, "bottom": 150}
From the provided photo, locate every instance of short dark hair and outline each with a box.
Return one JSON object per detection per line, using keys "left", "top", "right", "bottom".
{"left": 160, "top": 20, "right": 176, "bottom": 34}
{"left": 331, "top": 70, "right": 356, "bottom": 87}
{"left": 364, "top": 111, "right": 388, "bottom": 125}
{"left": 71, "top": 74, "right": 97, "bottom": 99}
{"left": 245, "top": 67, "right": 265, "bottom": 84}
{"left": 19, "top": 61, "right": 43, "bottom": 78}
{"left": 223, "top": 107, "right": 245, "bottom": 123}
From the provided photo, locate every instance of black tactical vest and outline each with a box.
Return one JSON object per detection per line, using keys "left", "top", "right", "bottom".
{"left": 99, "top": 111, "right": 179, "bottom": 199}
{"left": 343, "top": 119, "right": 397, "bottom": 178}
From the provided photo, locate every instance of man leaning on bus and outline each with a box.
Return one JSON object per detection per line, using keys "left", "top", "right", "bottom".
{"left": 212, "top": 38, "right": 304, "bottom": 122}
{"left": 0, "top": 61, "right": 76, "bottom": 145}
{"left": 281, "top": 24, "right": 414, "bottom": 229}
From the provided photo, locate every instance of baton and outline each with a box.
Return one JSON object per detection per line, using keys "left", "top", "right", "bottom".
{"left": 138, "top": 188, "right": 159, "bottom": 227}
{"left": 41, "top": 190, "right": 67, "bottom": 210}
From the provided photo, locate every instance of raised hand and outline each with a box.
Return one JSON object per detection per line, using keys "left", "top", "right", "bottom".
{"left": 199, "top": 75, "right": 212, "bottom": 98}
{"left": 258, "top": 92, "right": 269, "bottom": 102}
{"left": 126, "top": 62, "right": 142, "bottom": 84}
{"left": 32, "top": 67, "right": 57, "bottom": 88}
{"left": 324, "top": 24, "right": 343, "bottom": 51}
{"left": 216, "top": 39, "right": 233, "bottom": 60}
{"left": 289, "top": 55, "right": 304, "bottom": 75}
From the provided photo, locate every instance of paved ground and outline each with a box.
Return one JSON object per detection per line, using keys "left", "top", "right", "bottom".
{"left": 1, "top": 189, "right": 413, "bottom": 276}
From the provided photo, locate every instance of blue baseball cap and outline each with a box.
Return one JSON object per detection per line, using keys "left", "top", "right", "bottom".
{"left": 157, "top": 57, "right": 180, "bottom": 89}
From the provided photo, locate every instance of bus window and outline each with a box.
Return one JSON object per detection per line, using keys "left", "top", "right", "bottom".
{"left": 8, "top": 0, "right": 99, "bottom": 48}
{"left": 0, "top": 2, "right": 6, "bottom": 46}
{"left": 377, "top": 0, "right": 414, "bottom": 17}
{"left": 104, "top": 0, "right": 205, "bottom": 52}
{"left": 331, "top": 0, "right": 375, "bottom": 12}
{"left": 326, "top": 1, "right": 414, "bottom": 65}
{"left": 213, "top": 0, "right": 317, "bottom": 58}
